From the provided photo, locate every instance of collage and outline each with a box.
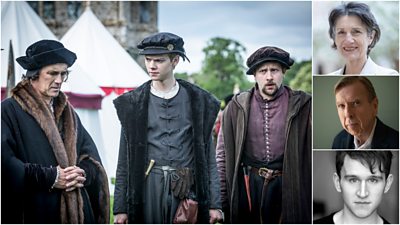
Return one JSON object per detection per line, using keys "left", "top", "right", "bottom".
{"left": 312, "top": 1, "right": 399, "bottom": 224}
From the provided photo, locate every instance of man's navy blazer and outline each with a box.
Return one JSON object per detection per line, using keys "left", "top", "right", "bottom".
{"left": 332, "top": 118, "right": 399, "bottom": 149}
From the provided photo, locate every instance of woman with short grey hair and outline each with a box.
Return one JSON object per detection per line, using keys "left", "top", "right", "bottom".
{"left": 327, "top": 2, "right": 399, "bottom": 75}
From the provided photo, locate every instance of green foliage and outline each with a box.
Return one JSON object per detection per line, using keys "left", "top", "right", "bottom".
{"left": 175, "top": 72, "right": 190, "bottom": 81}
{"left": 182, "top": 37, "right": 311, "bottom": 99}
{"left": 283, "top": 60, "right": 306, "bottom": 85}
{"left": 192, "top": 37, "right": 253, "bottom": 99}
{"left": 110, "top": 195, "right": 114, "bottom": 224}
{"left": 289, "top": 60, "right": 312, "bottom": 94}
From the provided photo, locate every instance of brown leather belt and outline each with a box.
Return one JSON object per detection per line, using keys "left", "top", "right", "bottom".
{"left": 249, "top": 167, "right": 282, "bottom": 180}
{"left": 249, "top": 166, "right": 282, "bottom": 223}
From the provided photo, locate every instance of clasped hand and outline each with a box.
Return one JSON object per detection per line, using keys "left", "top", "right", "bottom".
{"left": 54, "top": 165, "right": 86, "bottom": 192}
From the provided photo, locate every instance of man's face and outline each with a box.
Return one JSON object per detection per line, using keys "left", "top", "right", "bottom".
{"left": 254, "top": 62, "right": 284, "bottom": 100}
{"left": 144, "top": 54, "right": 178, "bottom": 82}
{"left": 333, "top": 155, "right": 393, "bottom": 220}
{"left": 335, "top": 81, "right": 378, "bottom": 142}
{"left": 334, "top": 15, "right": 374, "bottom": 63}
{"left": 31, "top": 63, "right": 68, "bottom": 102}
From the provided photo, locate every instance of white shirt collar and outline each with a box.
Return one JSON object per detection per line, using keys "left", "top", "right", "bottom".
{"left": 354, "top": 118, "right": 377, "bottom": 149}
{"left": 331, "top": 57, "right": 399, "bottom": 75}
{"left": 150, "top": 81, "right": 180, "bottom": 99}
{"left": 340, "top": 57, "right": 371, "bottom": 75}
{"left": 359, "top": 57, "right": 375, "bottom": 75}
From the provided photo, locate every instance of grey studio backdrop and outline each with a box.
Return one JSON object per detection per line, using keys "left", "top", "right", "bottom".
{"left": 313, "top": 151, "right": 399, "bottom": 223}
{"left": 313, "top": 76, "right": 399, "bottom": 149}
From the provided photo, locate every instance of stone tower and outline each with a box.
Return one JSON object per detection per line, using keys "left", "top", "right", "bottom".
{"left": 27, "top": 1, "right": 158, "bottom": 68}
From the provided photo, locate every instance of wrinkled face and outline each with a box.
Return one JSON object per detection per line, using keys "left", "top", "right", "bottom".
{"left": 144, "top": 54, "right": 178, "bottom": 82}
{"left": 254, "top": 62, "right": 284, "bottom": 100}
{"left": 333, "top": 155, "right": 393, "bottom": 220}
{"left": 31, "top": 63, "right": 68, "bottom": 102}
{"left": 334, "top": 15, "right": 374, "bottom": 62}
{"left": 335, "top": 81, "right": 378, "bottom": 142}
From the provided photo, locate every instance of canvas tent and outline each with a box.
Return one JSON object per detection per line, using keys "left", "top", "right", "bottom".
{"left": 1, "top": 1, "right": 109, "bottom": 175}
{"left": 61, "top": 7, "right": 149, "bottom": 182}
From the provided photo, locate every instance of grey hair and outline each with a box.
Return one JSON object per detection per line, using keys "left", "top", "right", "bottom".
{"left": 328, "top": 2, "right": 381, "bottom": 55}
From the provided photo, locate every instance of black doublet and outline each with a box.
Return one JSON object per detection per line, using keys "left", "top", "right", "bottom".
{"left": 113, "top": 79, "right": 221, "bottom": 223}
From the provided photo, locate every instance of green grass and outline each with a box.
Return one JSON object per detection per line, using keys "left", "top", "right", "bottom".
{"left": 109, "top": 177, "right": 115, "bottom": 224}
{"left": 110, "top": 195, "right": 114, "bottom": 224}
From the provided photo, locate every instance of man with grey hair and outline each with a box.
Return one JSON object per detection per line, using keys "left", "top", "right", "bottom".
{"left": 1, "top": 39, "right": 109, "bottom": 223}
{"left": 332, "top": 76, "right": 398, "bottom": 149}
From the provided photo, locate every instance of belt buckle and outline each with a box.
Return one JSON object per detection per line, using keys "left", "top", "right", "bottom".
{"left": 258, "top": 167, "right": 273, "bottom": 179}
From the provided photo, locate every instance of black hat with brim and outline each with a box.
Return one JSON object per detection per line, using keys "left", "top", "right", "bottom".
{"left": 16, "top": 40, "right": 77, "bottom": 71}
{"left": 137, "top": 32, "right": 190, "bottom": 62}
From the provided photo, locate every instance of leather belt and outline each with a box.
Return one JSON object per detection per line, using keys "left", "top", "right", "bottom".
{"left": 244, "top": 166, "right": 283, "bottom": 223}
{"left": 249, "top": 167, "right": 282, "bottom": 180}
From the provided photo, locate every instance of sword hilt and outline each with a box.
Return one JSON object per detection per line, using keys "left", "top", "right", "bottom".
{"left": 145, "top": 159, "right": 155, "bottom": 177}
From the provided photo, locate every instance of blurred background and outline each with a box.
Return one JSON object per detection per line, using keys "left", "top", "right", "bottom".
{"left": 312, "top": 1, "right": 399, "bottom": 75}
{"left": 313, "top": 76, "right": 399, "bottom": 149}
{"left": 313, "top": 151, "right": 399, "bottom": 224}
{"left": 159, "top": 1, "right": 312, "bottom": 99}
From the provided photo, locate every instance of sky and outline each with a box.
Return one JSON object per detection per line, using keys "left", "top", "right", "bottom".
{"left": 158, "top": 1, "right": 312, "bottom": 74}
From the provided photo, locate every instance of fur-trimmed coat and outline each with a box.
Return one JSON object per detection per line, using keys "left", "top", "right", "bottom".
{"left": 1, "top": 80, "right": 110, "bottom": 223}
{"left": 113, "top": 79, "right": 221, "bottom": 223}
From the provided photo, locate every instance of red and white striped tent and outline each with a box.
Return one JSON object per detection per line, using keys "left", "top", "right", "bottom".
{"left": 61, "top": 6, "right": 149, "bottom": 182}
{"left": 1, "top": 1, "right": 108, "bottom": 175}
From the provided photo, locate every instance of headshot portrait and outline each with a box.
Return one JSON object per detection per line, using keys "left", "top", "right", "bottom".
{"left": 313, "top": 151, "right": 399, "bottom": 224}
{"left": 313, "top": 76, "right": 399, "bottom": 149}
{"left": 313, "top": 1, "right": 399, "bottom": 75}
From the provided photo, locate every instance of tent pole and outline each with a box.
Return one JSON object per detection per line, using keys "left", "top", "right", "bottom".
{"left": 84, "top": 1, "right": 91, "bottom": 10}
{"left": 6, "top": 40, "right": 15, "bottom": 98}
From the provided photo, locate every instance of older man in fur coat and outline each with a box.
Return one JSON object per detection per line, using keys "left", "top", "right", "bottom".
{"left": 1, "top": 40, "right": 109, "bottom": 223}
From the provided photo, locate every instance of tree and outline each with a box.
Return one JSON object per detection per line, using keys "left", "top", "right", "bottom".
{"left": 193, "top": 37, "right": 253, "bottom": 99}
{"left": 175, "top": 72, "right": 190, "bottom": 82}
{"left": 289, "top": 60, "right": 312, "bottom": 94}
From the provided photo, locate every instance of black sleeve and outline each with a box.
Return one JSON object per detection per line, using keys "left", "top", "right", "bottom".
{"left": 2, "top": 103, "right": 57, "bottom": 191}
{"left": 113, "top": 129, "right": 129, "bottom": 214}
{"left": 24, "top": 164, "right": 58, "bottom": 190}
{"left": 78, "top": 159, "right": 96, "bottom": 186}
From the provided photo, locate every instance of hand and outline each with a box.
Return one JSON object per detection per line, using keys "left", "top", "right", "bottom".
{"left": 54, "top": 165, "right": 86, "bottom": 192}
{"left": 209, "top": 209, "right": 223, "bottom": 224}
{"left": 114, "top": 213, "right": 128, "bottom": 224}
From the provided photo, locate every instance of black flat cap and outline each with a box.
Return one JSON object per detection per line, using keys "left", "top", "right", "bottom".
{"left": 137, "top": 32, "right": 190, "bottom": 62}
{"left": 16, "top": 40, "right": 77, "bottom": 72}
{"left": 246, "top": 46, "right": 294, "bottom": 75}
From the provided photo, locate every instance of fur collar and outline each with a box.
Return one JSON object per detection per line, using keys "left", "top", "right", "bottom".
{"left": 11, "top": 80, "right": 84, "bottom": 223}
